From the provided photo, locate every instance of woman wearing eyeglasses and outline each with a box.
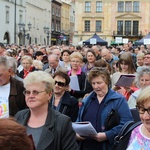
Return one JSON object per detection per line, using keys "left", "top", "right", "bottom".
{"left": 15, "top": 71, "right": 79, "bottom": 150}
{"left": 17, "top": 55, "right": 35, "bottom": 79}
{"left": 116, "top": 85, "right": 150, "bottom": 150}
{"left": 50, "top": 71, "right": 79, "bottom": 122}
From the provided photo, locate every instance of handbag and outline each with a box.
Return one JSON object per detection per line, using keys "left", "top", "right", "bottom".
{"left": 105, "top": 109, "right": 120, "bottom": 130}
{"left": 113, "top": 121, "right": 141, "bottom": 150}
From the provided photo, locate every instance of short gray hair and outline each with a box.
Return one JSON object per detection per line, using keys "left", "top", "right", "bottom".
{"left": 135, "top": 66, "right": 150, "bottom": 88}
{"left": 23, "top": 71, "right": 54, "bottom": 93}
{"left": 0, "top": 56, "right": 11, "bottom": 70}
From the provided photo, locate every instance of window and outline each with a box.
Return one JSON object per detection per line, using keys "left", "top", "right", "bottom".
{"left": 85, "top": 1, "right": 91, "bottom": 12}
{"left": 85, "top": 20, "right": 90, "bottom": 32}
{"left": 133, "top": 21, "right": 139, "bottom": 35}
{"left": 6, "top": 6, "right": 10, "bottom": 24}
{"left": 52, "top": 7, "right": 54, "bottom": 15}
{"left": 117, "top": 20, "right": 139, "bottom": 36}
{"left": 96, "top": 1, "right": 102, "bottom": 12}
{"left": 52, "top": 20, "right": 54, "bottom": 31}
{"left": 125, "top": 1, "right": 132, "bottom": 12}
{"left": 19, "top": 10, "right": 23, "bottom": 23}
{"left": 125, "top": 21, "right": 131, "bottom": 35}
{"left": 117, "top": 21, "right": 123, "bottom": 35}
{"left": 118, "top": 1, "right": 124, "bottom": 12}
{"left": 96, "top": 21, "right": 102, "bottom": 32}
{"left": 133, "top": 1, "right": 139, "bottom": 12}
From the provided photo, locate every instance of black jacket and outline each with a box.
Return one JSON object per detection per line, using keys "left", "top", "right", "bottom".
{"left": 50, "top": 91, "right": 79, "bottom": 122}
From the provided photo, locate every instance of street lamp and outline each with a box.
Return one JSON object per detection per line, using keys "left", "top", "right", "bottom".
{"left": 18, "top": 22, "right": 32, "bottom": 45}
{"left": 43, "top": 26, "right": 50, "bottom": 45}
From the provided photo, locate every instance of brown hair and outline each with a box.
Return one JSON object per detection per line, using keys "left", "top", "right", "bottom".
{"left": 0, "top": 118, "right": 33, "bottom": 150}
{"left": 118, "top": 52, "right": 136, "bottom": 74}
{"left": 88, "top": 67, "right": 111, "bottom": 87}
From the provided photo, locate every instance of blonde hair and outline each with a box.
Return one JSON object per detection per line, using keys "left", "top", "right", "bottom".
{"left": 24, "top": 71, "right": 54, "bottom": 93}
{"left": 32, "top": 60, "right": 43, "bottom": 70}
{"left": 70, "top": 52, "right": 83, "bottom": 62}
{"left": 136, "top": 85, "right": 150, "bottom": 106}
{"left": 21, "top": 55, "right": 33, "bottom": 64}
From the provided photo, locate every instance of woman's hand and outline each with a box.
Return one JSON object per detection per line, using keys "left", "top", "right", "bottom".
{"left": 76, "top": 133, "right": 85, "bottom": 141}
{"left": 90, "top": 132, "right": 107, "bottom": 142}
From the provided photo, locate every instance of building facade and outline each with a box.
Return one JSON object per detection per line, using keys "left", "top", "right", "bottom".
{"left": 51, "top": 0, "right": 62, "bottom": 45}
{"left": 0, "top": 0, "right": 25, "bottom": 44}
{"left": 0, "top": 0, "right": 52, "bottom": 45}
{"left": 73, "top": 0, "right": 150, "bottom": 46}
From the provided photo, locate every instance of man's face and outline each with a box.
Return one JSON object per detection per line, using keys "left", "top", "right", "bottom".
{"left": 144, "top": 54, "right": 150, "bottom": 66}
{"left": 48, "top": 58, "right": 58, "bottom": 69}
{"left": 0, "top": 65, "right": 11, "bottom": 86}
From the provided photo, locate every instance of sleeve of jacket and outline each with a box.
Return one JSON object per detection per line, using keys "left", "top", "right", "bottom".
{"left": 57, "top": 115, "right": 79, "bottom": 150}
{"left": 16, "top": 80, "right": 27, "bottom": 110}
{"left": 69, "top": 97, "right": 79, "bottom": 122}
{"left": 105, "top": 96, "right": 133, "bottom": 144}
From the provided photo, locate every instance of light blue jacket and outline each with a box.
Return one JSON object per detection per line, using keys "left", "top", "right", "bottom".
{"left": 77, "top": 89, "right": 133, "bottom": 150}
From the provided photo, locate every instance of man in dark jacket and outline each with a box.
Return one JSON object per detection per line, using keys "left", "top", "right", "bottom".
{"left": 0, "top": 56, "right": 26, "bottom": 117}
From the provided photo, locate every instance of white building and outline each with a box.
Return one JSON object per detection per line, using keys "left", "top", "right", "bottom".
{"left": 0, "top": 0, "right": 52, "bottom": 45}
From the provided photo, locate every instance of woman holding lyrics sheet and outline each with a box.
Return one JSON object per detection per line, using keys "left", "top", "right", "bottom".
{"left": 76, "top": 67, "right": 133, "bottom": 150}
{"left": 112, "top": 52, "right": 137, "bottom": 100}
{"left": 68, "top": 52, "right": 93, "bottom": 100}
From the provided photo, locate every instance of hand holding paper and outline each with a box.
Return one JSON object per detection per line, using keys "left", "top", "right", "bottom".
{"left": 72, "top": 122, "right": 97, "bottom": 137}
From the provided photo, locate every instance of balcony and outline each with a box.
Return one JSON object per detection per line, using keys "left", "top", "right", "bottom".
{"left": 113, "top": 31, "right": 142, "bottom": 38}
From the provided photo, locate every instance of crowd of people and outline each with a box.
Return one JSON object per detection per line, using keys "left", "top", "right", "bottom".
{"left": 0, "top": 41, "right": 150, "bottom": 149}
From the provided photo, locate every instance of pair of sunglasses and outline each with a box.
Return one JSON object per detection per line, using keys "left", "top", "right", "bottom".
{"left": 55, "top": 81, "right": 66, "bottom": 87}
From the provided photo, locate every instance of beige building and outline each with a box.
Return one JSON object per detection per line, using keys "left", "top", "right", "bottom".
{"left": 73, "top": 0, "right": 150, "bottom": 46}
{"left": 61, "top": 0, "right": 71, "bottom": 45}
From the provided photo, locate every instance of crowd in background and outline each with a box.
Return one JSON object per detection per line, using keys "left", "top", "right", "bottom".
{"left": 0, "top": 41, "right": 150, "bottom": 149}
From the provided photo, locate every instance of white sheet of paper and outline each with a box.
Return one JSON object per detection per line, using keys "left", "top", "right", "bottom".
{"left": 69, "top": 75, "right": 80, "bottom": 91}
{"left": 72, "top": 122, "right": 97, "bottom": 136}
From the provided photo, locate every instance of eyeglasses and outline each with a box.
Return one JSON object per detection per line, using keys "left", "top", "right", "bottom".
{"left": 71, "top": 60, "right": 80, "bottom": 63}
{"left": 23, "top": 90, "right": 46, "bottom": 96}
{"left": 144, "top": 56, "right": 150, "bottom": 59}
{"left": 136, "top": 106, "right": 150, "bottom": 115}
{"left": 55, "top": 81, "right": 66, "bottom": 87}
{"left": 22, "top": 63, "right": 31, "bottom": 65}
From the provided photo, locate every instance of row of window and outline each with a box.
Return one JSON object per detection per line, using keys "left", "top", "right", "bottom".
{"left": 84, "top": 20, "right": 139, "bottom": 35}
{"left": 85, "top": 1, "right": 139, "bottom": 13}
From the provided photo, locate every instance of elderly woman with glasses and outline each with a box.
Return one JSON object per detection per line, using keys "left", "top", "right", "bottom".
{"left": 17, "top": 55, "right": 35, "bottom": 79}
{"left": 117, "top": 85, "right": 150, "bottom": 150}
{"left": 15, "top": 71, "right": 79, "bottom": 150}
{"left": 68, "top": 52, "right": 93, "bottom": 100}
{"left": 76, "top": 67, "right": 133, "bottom": 150}
{"left": 50, "top": 71, "right": 79, "bottom": 122}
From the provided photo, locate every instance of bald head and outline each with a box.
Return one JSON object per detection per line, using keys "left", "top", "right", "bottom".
{"left": 52, "top": 49, "right": 61, "bottom": 60}
{"left": 101, "top": 48, "right": 112, "bottom": 61}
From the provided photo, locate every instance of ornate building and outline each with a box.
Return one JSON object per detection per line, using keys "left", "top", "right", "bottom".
{"left": 73, "top": 0, "right": 150, "bottom": 46}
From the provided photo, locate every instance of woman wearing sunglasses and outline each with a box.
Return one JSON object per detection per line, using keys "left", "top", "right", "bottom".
{"left": 15, "top": 71, "right": 79, "bottom": 150}
{"left": 50, "top": 71, "right": 79, "bottom": 122}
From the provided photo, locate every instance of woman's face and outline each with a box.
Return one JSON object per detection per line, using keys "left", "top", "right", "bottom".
{"left": 120, "top": 62, "right": 129, "bottom": 73}
{"left": 86, "top": 52, "right": 96, "bottom": 63}
{"left": 24, "top": 82, "right": 51, "bottom": 110}
{"left": 140, "top": 74, "right": 150, "bottom": 88}
{"left": 70, "top": 58, "right": 81, "bottom": 70}
{"left": 139, "top": 100, "right": 150, "bottom": 132}
{"left": 137, "top": 57, "right": 144, "bottom": 66}
{"left": 22, "top": 59, "right": 32, "bottom": 71}
{"left": 91, "top": 75, "right": 108, "bottom": 97}
{"left": 62, "top": 52, "right": 70, "bottom": 62}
